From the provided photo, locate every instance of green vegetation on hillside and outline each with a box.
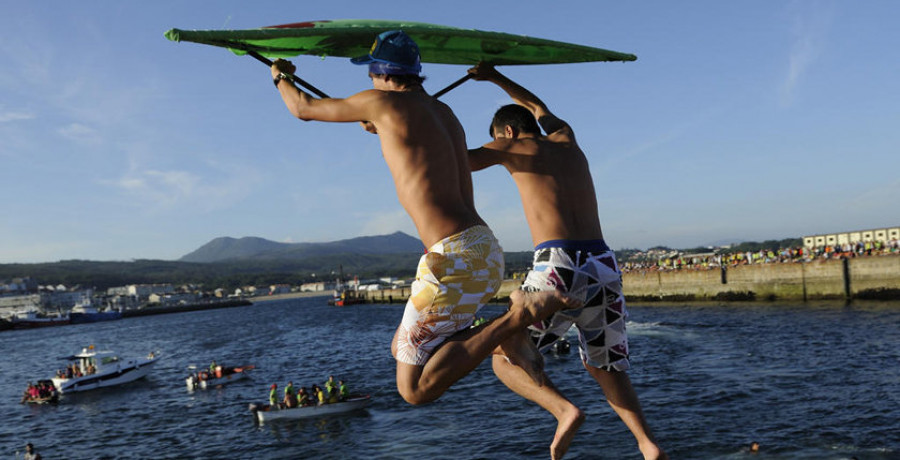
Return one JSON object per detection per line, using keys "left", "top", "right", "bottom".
{"left": 0, "top": 238, "right": 803, "bottom": 291}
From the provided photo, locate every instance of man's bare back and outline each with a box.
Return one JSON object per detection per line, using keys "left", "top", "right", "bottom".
{"left": 367, "top": 89, "right": 485, "bottom": 247}
{"left": 476, "top": 132, "right": 603, "bottom": 245}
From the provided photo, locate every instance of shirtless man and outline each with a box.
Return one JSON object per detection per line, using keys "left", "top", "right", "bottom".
{"left": 467, "top": 63, "right": 667, "bottom": 460}
{"left": 270, "top": 31, "right": 574, "bottom": 406}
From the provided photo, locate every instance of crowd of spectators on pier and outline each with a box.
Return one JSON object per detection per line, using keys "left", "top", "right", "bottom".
{"left": 620, "top": 238, "right": 900, "bottom": 273}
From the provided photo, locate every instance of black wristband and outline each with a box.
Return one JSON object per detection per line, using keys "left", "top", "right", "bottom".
{"left": 273, "top": 73, "right": 292, "bottom": 87}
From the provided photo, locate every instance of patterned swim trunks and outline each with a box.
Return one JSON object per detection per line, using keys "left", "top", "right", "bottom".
{"left": 523, "top": 239, "right": 630, "bottom": 371}
{"left": 395, "top": 225, "right": 504, "bottom": 366}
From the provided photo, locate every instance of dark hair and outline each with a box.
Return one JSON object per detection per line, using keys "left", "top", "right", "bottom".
{"left": 371, "top": 73, "right": 426, "bottom": 87}
{"left": 490, "top": 104, "right": 541, "bottom": 138}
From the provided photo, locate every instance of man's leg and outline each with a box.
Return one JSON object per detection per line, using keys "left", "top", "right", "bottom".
{"left": 392, "top": 289, "right": 576, "bottom": 405}
{"left": 492, "top": 337, "right": 585, "bottom": 460}
{"left": 585, "top": 365, "right": 668, "bottom": 460}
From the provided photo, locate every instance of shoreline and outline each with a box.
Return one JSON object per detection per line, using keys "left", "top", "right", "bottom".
{"left": 249, "top": 291, "right": 332, "bottom": 304}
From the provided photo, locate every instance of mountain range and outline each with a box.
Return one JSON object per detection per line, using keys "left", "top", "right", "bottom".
{"left": 179, "top": 231, "right": 425, "bottom": 263}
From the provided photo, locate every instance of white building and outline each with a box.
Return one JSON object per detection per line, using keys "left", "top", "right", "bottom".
{"left": 106, "top": 284, "right": 174, "bottom": 300}
{"left": 803, "top": 226, "right": 900, "bottom": 249}
{"left": 269, "top": 284, "right": 292, "bottom": 295}
{"left": 302, "top": 281, "right": 340, "bottom": 292}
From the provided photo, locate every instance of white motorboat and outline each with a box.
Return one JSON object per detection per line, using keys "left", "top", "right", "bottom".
{"left": 186, "top": 364, "right": 255, "bottom": 390}
{"left": 50, "top": 346, "right": 160, "bottom": 394}
{"left": 249, "top": 395, "right": 372, "bottom": 422}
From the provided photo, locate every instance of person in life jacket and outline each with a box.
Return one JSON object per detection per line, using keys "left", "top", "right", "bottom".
{"left": 269, "top": 383, "right": 278, "bottom": 407}
{"left": 327, "top": 386, "right": 339, "bottom": 403}
{"left": 313, "top": 384, "right": 326, "bottom": 405}
{"left": 298, "top": 387, "right": 311, "bottom": 406}
{"left": 283, "top": 381, "right": 297, "bottom": 408}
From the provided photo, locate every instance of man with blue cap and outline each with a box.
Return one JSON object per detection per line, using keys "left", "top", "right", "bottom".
{"left": 270, "top": 30, "right": 577, "bottom": 406}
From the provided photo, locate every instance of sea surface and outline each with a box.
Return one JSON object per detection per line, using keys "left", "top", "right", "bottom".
{"left": 1, "top": 297, "right": 897, "bottom": 459}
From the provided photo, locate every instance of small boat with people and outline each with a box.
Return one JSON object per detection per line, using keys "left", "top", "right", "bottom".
{"left": 186, "top": 362, "right": 255, "bottom": 390}
{"left": 20, "top": 380, "right": 59, "bottom": 404}
{"left": 69, "top": 296, "right": 122, "bottom": 324}
{"left": 249, "top": 394, "right": 372, "bottom": 422}
{"left": 50, "top": 346, "right": 160, "bottom": 394}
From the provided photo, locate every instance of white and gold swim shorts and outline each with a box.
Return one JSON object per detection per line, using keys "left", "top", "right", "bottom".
{"left": 394, "top": 225, "right": 504, "bottom": 366}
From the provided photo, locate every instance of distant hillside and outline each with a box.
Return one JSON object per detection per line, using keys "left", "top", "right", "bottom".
{"left": 0, "top": 234, "right": 806, "bottom": 292}
{"left": 180, "top": 232, "right": 425, "bottom": 263}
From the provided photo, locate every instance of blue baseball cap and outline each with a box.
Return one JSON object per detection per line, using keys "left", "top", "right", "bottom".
{"left": 351, "top": 30, "right": 422, "bottom": 75}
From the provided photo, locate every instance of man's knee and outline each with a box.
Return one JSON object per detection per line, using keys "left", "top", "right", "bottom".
{"left": 397, "top": 384, "right": 440, "bottom": 405}
{"left": 396, "top": 362, "right": 439, "bottom": 405}
{"left": 398, "top": 389, "right": 428, "bottom": 405}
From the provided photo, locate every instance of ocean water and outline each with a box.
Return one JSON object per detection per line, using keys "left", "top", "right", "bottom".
{"left": 1, "top": 298, "right": 897, "bottom": 459}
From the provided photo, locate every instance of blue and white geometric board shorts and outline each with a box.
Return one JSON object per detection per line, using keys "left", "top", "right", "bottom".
{"left": 522, "top": 239, "right": 630, "bottom": 371}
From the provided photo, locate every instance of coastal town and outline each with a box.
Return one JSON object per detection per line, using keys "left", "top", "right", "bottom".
{"left": 0, "top": 275, "right": 400, "bottom": 330}
{"left": 3, "top": 225, "right": 898, "bottom": 331}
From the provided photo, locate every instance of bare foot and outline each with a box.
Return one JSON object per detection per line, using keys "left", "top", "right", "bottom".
{"left": 496, "top": 330, "right": 545, "bottom": 385}
{"left": 638, "top": 441, "right": 668, "bottom": 460}
{"left": 510, "top": 290, "right": 583, "bottom": 325}
{"left": 551, "top": 406, "right": 585, "bottom": 460}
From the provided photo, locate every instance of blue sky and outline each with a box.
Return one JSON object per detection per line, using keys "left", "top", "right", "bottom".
{"left": 2, "top": 1, "right": 898, "bottom": 263}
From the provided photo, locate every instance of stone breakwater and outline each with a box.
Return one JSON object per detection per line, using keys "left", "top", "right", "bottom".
{"left": 362, "top": 254, "right": 900, "bottom": 303}
{"left": 621, "top": 253, "right": 900, "bottom": 302}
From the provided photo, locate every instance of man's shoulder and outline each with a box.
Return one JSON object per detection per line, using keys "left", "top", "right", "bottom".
{"left": 545, "top": 124, "right": 575, "bottom": 141}
{"left": 483, "top": 137, "right": 539, "bottom": 152}
{"left": 350, "top": 88, "right": 389, "bottom": 101}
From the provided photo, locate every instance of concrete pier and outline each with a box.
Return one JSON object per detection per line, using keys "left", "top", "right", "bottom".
{"left": 361, "top": 254, "right": 900, "bottom": 303}
{"left": 621, "top": 254, "right": 899, "bottom": 301}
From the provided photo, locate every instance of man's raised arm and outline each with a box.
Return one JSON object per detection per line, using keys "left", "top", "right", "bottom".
{"left": 271, "top": 58, "right": 377, "bottom": 124}
{"left": 467, "top": 63, "right": 569, "bottom": 136}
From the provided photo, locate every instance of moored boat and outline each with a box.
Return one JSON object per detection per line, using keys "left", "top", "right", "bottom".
{"left": 7, "top": 308, "right": 70, "bottom": 329}
{"left": 69, "top": 297, "right": 122, "bottom": 324}
{"left": 249, "top": 395, "right": 372, "bottom": 422}
{"left": 187, "top": 364, "right": 255, "bottom": 390}
{"left": 327, "top": 265, "right": 367, "bottom": 307}
{"left": 329, "top": 289, "right": 367, "bottom": 307}
{"left": 50, "top": 346, "right": 160, "bottom": 394}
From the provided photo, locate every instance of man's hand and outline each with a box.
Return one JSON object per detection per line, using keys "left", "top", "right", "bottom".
{"left": 467, "top": 62, "right": 501, "bottom": 81}
{"left": 271, "top": 58, "right": 297, "bottom": 80}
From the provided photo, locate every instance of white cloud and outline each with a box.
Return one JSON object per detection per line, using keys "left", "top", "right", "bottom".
{"left": 0, "top": 111, "right": 34, "bottom": 123}
{"left": 105, "top": 169, "right": 201, "bottom": 208}
{"left": 103, "top": 157, "right": 262, "bottom": 214}
{"left": 57, "top": 122, "right": 101, "bottom": 144}
{"left": 780, "top": 2, "right": 834, "bottom": 105}
{"left": 145, "top": 170, "right": 198, "bottom": 197}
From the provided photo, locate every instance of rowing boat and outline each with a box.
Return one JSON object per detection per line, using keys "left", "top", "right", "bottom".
{"left": 186, "top": 365, "right": 255, "bottom": 390}
{"left": 249, "top": 395, "right": 371, "bottom": 422}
